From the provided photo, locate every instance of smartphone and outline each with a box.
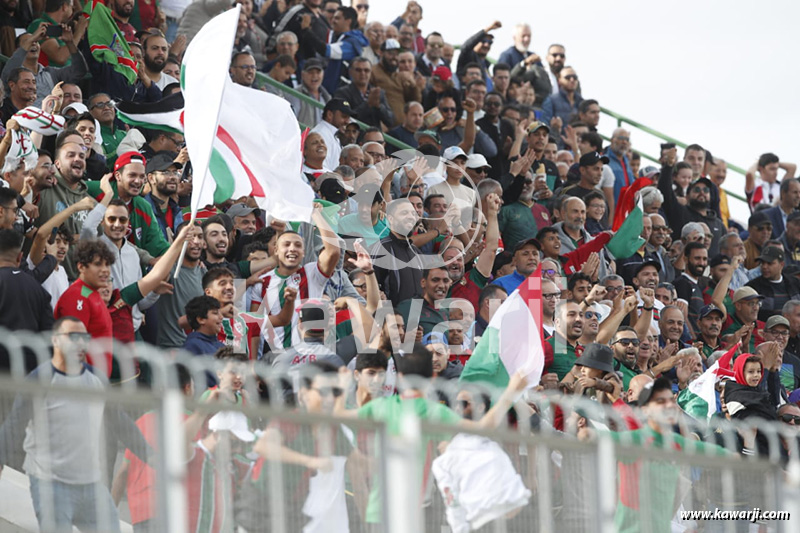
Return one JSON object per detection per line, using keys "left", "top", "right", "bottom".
{"left": 45, "top": 25, "right": 63, "bottom": 38}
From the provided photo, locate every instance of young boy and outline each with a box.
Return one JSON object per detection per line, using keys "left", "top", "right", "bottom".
{"left": 200, "top": 346, "right": 248, "bottom": 405}
{"left": 351, "top": 351, "right": 388, "bottom": 408}
{"left": 183, "top": 295, "right": 225, "bottom": 357}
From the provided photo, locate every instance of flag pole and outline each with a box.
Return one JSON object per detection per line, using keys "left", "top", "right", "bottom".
{"left": 174, "top": 4, "right": 241, "bottom": 279}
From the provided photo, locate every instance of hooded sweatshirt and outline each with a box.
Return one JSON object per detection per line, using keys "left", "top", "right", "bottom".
{"left": 724, "top": 355, "right": 777, "bottom": 422}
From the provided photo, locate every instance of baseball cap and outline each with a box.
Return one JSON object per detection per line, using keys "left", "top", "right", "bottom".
{"left": 757, "top": 246, "right": 785, "bottom": 263}
{"left": 432, "top": 66, "right": 452, "bottom": 82}
{"left": 324, "top": 98, "right": 354, "bottom": 116}
{"left": 637, "top": 377, "right": 673, "bottom": 407}
{"left": 414, "top": 129, "right": 441, "bottom": 145}
{"left": 114, "top": 151, "right": 147, "bottom": 173}
{"left": 687, "top": 177, "right": 713, "bottom": 193}
{"left": 632, "top": 259, "right": 661, "bottom": 276}
{"left": 766, "top": 315, "right": 790, "bottom": 330}
{"left": 381, "top": 38, "right": 401, "bottom": 51}
{"left": 748, "top": 211, "right": 770, "bottom": 228}
{"left": 145, "top": 152, "right": 182, "bottom": 174}
{"left": 303, "top": 58, "right": 324, "bottom": 71}
{"left": 579, "top": 151, "right": 610, "bottom": 167}
{"left": 513, "top": 237, "right": 541, "bottom": 254}
{"left": 698, "top": 304, "right": 724, "bottom": 320}
{"left": 442, "top": 145, "right": 467, "bottom": 162}
{"left": 732, "top": 286, "right": 766, "bottom": 303}
{"left": 207, "top": 411, "right": 255, "bottom": 442}
{"left": 709, "top": 254, "right": 731, "bottom": 268}
{"left": 466, "top": 153, "right": 491, "bottom": 169}
{"left": 639, "top": 165, "right": 660, "bottom": 179}
{"left": 318, "top": 177, "right": 349, "bottom": 204}
{"left": 526, "top": 121, "right": 550, "bottom": 135}
{"left": 226, "top": 203, "right": 256, "bottom": 218}
{"left": 421, "top": 332, "right": 447, "bottom": 346}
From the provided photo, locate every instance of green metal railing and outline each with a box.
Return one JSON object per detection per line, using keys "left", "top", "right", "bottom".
{"left": 451, "top": 45, "right": 747, "bottom": 204}
{"left": 256, "top": 71, "right": 416, "bottom": 152}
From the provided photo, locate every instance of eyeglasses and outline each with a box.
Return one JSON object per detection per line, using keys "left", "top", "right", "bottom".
{"left": 564, "top": 74, "right": 578, "bottom": 81}
{"left": 56, "top": 332, "right": 92, "bottom": 342}
{"left": 543, "top": 292, "right": 560, "bottom": 300}
{"left": 780, "top": 414, "right": 800, "bottom": 424}
{"left": 1, "top": 204, "right": 19, "bottom": 214}
{"left": 355, "top": 4, "right": 369, "bottom": 10}
{"left": 156, "top": 170, "right": 181, "bottom": 178}
{"left": 769, "top": 329, "right": 791, "bottom": 338}
{"left": 106, "top": 215, "right": 129, "bottom": 224}
{"left": 584, "top": 311, "right": 600, "bottom": 320}
{"left": 90, "top": 101, "right": 115, "bottom": 109}
{"left": 613, "top": 338, "right": 640, "bottom": 347}
{"left": 234, "top": 65, "right": 256, "bottom": 71}
{"left": 653, "top": 225, "right": 670, "bottom": 232}
{"left": 743, "top": 300, "right": 762, "bottom": 308}
{"left": 604, "top": 285, "right": 623, "bottom": 293}
{"left": 542, "top": 269, "right": 557, "bottom": 276}
{"left": 313, "top": 386, "right": 343, "bottom": 398}
{"left": 352, "top": 68, "right": 371, "bottom": 73}
{"left": 439, "top": 106, "right": 457, "bottom": 113}
{"left": 352, "top": 283, "right": 366, "bottom": 290}
{"left": 400, "top": 31, "right": 415, "bottom": 37}
{"left": 480, "top": 39, "right": 493, "bottom": 45}
{"left": 550, "top": 53, "right": 565, "bottom": 58}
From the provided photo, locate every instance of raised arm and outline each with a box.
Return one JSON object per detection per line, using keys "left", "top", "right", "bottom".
{"left": 475, "top": 193, "right": 500, "bottom": 278}
{"left": 349, "top": 241, "right": 379, "bottom": 314}
{"left": 136, "top": 224, "right": 191, "bottom": 297}
{"left": 458, "top": 98, "right": 477, "bottom": 154}
{"left": 30, "top": 196, "right": 96, "bottom": 265}
{"left": 596, "top": 294, "right": 637, "bottom": 345}
{"left": 313, "top": 202, "right": 342, "bottom": 277}
{"left": 745, "top": 161, "right": 758, "bottom": 194}
{"left": 780, "top": 160, "right": 797, "bottom": 180}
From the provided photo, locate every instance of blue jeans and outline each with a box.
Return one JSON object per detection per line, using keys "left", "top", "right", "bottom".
{"left": 29, "top": 476, "right": 120, "bottom": 533}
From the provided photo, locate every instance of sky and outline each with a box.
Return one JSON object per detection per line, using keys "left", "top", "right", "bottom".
{"left": 369, "top": 0, "right": 800, "bottom": 221}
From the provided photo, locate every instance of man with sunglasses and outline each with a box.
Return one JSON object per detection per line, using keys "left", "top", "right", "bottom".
{"left": 611, "top": 326, "right": 641, "bottom": 390}
{"left": 456, "top": 20, "right": 500, "bottom": 90}
{"left": 657, "top": 152, "right": 726, "bottom": 257}
{"left": 541, "top": 66, "right": 582, "bottom": 133}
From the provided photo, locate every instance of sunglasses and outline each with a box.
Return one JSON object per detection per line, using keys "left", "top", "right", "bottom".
{"left": 91, "top": 101, "right": 115, "bottom": 109}
{"left": 691, "top": 186, "right": 710, "bottom": 193}
{"left": 584, "top": 311, "right": 600, "bottom": 320}
{"left": 614, "top": 338, "right": 640, "bottom": 347}
{"left": 473, "top": 167, "right": 490, "bottom": 174}
{"left": 439, "top": 106, "right": 457, "bottom": 113}
{"left": 564, "top": 74, "right": 578, "bottom": 81}
{"left": 781, "top": 414, "right": 800, "bottom": 424}
{"left": 550, "top": 53, "right": 565, "bottom": 58}
{"left": 355, "top": 4, "right": 369, "bottom": 10}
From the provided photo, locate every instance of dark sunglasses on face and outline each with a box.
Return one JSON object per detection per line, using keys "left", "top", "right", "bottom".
{"left": 781, "top": 414, "right": 800, "bottom": 424}
{"left": 584, "top": 311, "right": 599, "bottom": 320}
{"left": 614, "top": 338, "right": 640, "bottom": 347}
{"left": 564, "top": 74, "right": 578, "bottom": 81}
{"left": 439, "top": 107, "right": 457, "bottom": 113}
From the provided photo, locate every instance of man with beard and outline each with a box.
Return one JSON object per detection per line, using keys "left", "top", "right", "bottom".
{"left": 143, "top": 153, "right": 183, "bottom": 241}
{"left": 695, "top": 304, "right": 725, "bottom": 362}
{"left": 442, "top": 192, "right": 500, "bottom": 313}
{"left": 611, "top": 326, "right": 640, "bottom": 390}
{"left": 746, "top": 246, "right": 800, "bottom": 321}
{"left": 673, "top": 241, "right": 708, "bottom": 330}
{"left": 250, "top": 204, "right": 340, "bottom": 350}
{"left": 498, "top": 155, "right": 541, "bottom": 251}
{"left": 476, "top": 91, "right": 514, "bottom": 178}
{"left": 109, "top": 0, "right": 135, "bottom": 42}
{"left": 548, "top": 301, "right": 584, "bottom": 380}
{"left": 658, "top": 149, "right": 725, "bottom": 256}
{"left": 493, "top": 237, "right": 541, "bottom": 295}
{"left": 702, "top": 254, "right": 738, "bottom": 318}
{"left": 199, "top": 214, "right": 275, "bottom": 279}
{"left": 372, "top": 197, "right": 424, "bottom": 306}
{"left": 646, "top": 213, "right": 675, "bottom": 283}
{"left": 29, "top": 150, "right": 56, "bottom": 205}
{"left": 86, "top": 152, "right": 171, "bottom": 257}
{"left": 370, "top": 38, "right": 421, "bottom": 125}
{"left": 141, "top": 33, "right": 177, "bottom": 91}
{"left": 229, "top": 51, "right": 258, "bottom": 88}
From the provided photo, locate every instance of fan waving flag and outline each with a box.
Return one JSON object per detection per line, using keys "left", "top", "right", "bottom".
{"left": 116, "top": 92, "right": 184, "bottom": 134}
{"left": 181, "top": 7, "right": 314, "bottom": 223}
{"left": 83, "top": 0, "right": 137, "bottom": 85}
{"left": 677, "top": 342, "right": 738, "bottom": 419}
{"left": 606, "top": 194, "right": 646, "bottom": 260}
{"left": 612, "top": 177, "right": 652, "bottom": 231}
{"left": 460, "top": 266, "right": 545, "bottom": 390}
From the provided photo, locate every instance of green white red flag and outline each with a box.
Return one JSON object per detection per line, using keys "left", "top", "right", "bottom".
{"left": 82, "top": 0, "right": 137, "bottom": 85}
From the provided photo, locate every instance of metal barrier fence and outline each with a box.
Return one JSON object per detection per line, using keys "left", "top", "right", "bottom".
{"left": 0, "top": 330, "right": 799, "bottom": 532}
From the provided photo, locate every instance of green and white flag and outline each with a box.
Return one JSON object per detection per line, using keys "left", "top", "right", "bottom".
{"left": 116, "top": 92, "right": 184, "bottom": 134}
{"left": 181, "top": 7, "right": 314, "bottom": 223}
{"left": 607, "top": 194, "right": 645, "bottom": 259}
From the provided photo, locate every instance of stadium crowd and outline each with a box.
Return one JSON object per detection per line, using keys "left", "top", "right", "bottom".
{"left": 0, "top": 0, "right": 798, "bottom": 531}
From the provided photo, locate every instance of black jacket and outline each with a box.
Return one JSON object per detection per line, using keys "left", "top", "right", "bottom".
{"left": 371, "top": 232, "right": 424, "bottom": 306}
{"left": 333, "top": 83, "right": 395, "bottom": 129}
{"left": 456, "top": 30, "right": 492, "bottom": 83}
{"left": 475, "top": 115, "right": 514, "bottom": 179}
{"left": 746, "top": 274, "right": 800, "bottom": 322}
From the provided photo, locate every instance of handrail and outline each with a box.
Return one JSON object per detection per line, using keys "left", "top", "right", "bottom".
{"left": 255, "top": 71, "right": 416, "bottom": 152}
{"left": 451, "top": 45, "right": 748, "bottom": 205}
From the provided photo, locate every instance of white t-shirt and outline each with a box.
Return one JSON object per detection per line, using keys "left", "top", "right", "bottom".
{"left": 598, "top": 164, "right": 615, "bottom": 190}
{"left": 28, "top": 257, "right": 68, "bottom": 311}
{"left": 248, "top": 262, "right": 330, "bottom": 348}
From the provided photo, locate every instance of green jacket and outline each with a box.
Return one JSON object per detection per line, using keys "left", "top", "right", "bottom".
{"left": 86, "top": 180, "right": 171, "bottom": 257}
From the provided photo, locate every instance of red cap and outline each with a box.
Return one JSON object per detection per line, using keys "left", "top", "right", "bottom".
{"left": 432, "top": 66, "right": 452, "bottom": 82}
{"left": 114, "top": 151, "right": 147, "bottom": 173}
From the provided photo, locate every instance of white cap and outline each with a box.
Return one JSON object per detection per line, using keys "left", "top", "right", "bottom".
{"left": 62, "top": 102, "right": 89, "bottom": 115}
{"left": 442, "top": 146, "right": 467, "bottom": 162}
{"left": 381, "top": 38, "right": 401, "bottom": 51}
{"left": 466, "top": 153, "right": 491, "bottom": 169}
{"left": 208, "top": 411, "right": 255, "bottom": 442}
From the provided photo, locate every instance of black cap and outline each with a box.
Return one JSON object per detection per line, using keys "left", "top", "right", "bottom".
{"left": 145, "top": 152, "right": 182, "bottom": 174}
{"left": 574, "top": 343, "right": 614, "bottom": 374}
{"left": 303, "top": 58, "right": 324, "bottom": 71}
{"left": 513, "top": 237, "right": 541, "bottom": 254}
{"left": 748, "top": 211, "right": 770, "bottom": 228}
{"left": 324, "top": 98, "right": 354, "bottom": 116}
{"left": 633, "top": 259, "right": 661, "bottom": 276}
{"left": 687, "top": 177, "right": 714, "bottom": 193}
{"left": 579, "top": 151, "right": 610, "bottom": 167}
{"left": 298, "top": 300, "right": 327, "bottom": 328}
{"left": 698, "top": 304, "right": 724, "bottom": 319}
{"left": 709, "top": 254, "right": 731, "bottom": 268}
{"left": 354, "top": 182, "right": 383, "bottom": 206}
{"left": 637, "top": 377, "right": 674, "bottom": 407}
{"left": 757, "top": 246, "right": 785, "bottom": 263}
{"left": 318, "top": 178, "right": 348, "bottom": 204}
{"left": 788, "top": 211, "right": 800, "bottom": 224}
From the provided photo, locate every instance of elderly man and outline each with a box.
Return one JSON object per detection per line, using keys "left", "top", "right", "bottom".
{"left": 722, "top": 287, "right": 765, "bottom": 353}
{"left": 606, "top": 128, "right": 633, "bottom": 200}
{"left": 387, "top": 101, "right": 423, "bottom": 150}
{"left": 647, "top": 213, "right": 675, "bottom": 283}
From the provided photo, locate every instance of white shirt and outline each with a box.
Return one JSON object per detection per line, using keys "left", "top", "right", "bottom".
{"left": 598, "top": 164, "right": 615, "bottom": 190}
{"left": 750, "top": 177, "right": 780, "bottom": 208}
{"left": 28, "top": 257, "right": 68, "bottom": 311}
{"left": 311, "top": 120, "right": 342, "bottom": 174}
{"left": 636, "top": 289, "right": 665, "bottom": 330}
{"left": 152, "top": 72, "right": 178, "bottom": 91}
